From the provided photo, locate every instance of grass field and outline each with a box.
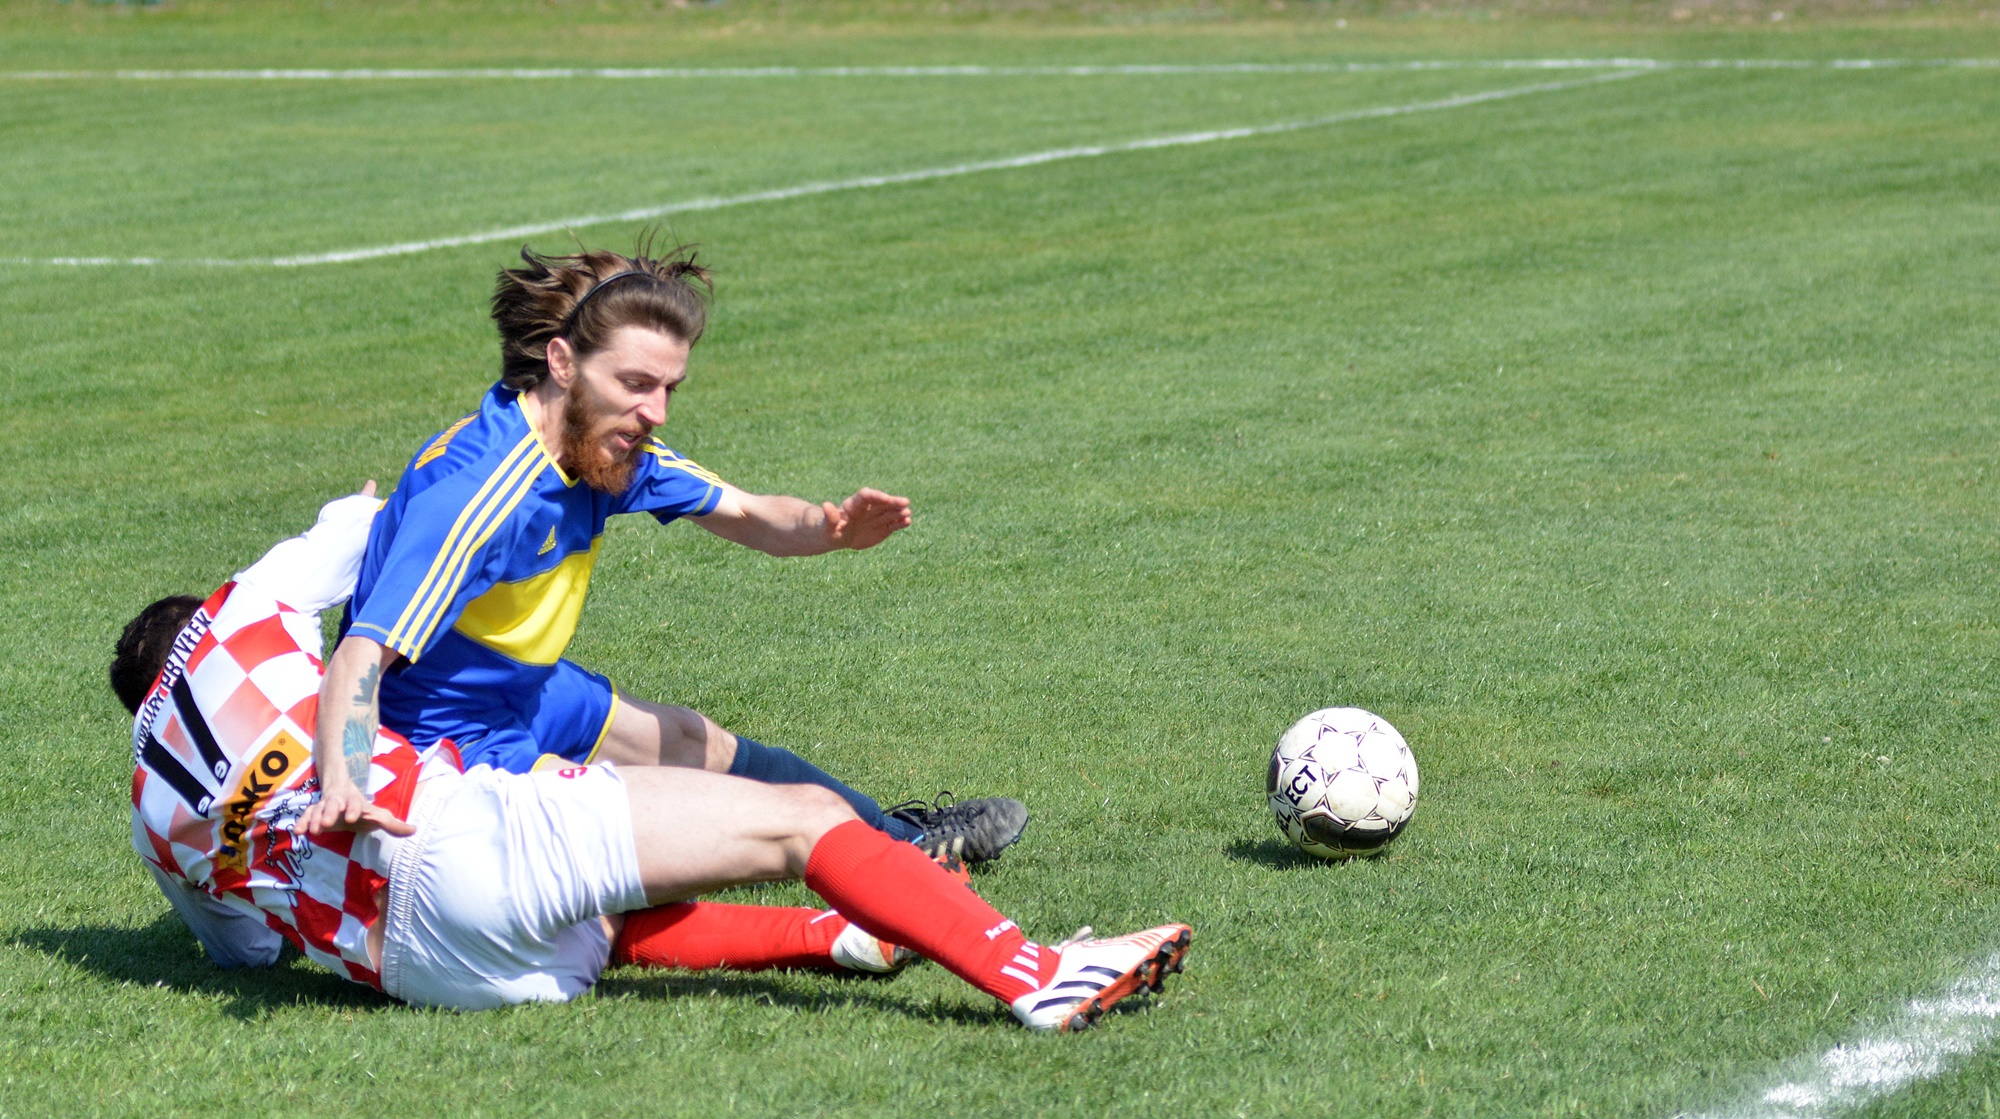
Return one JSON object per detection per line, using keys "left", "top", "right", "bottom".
{"left": 4, "top": 2, "right": 2000, "bottom": 1116}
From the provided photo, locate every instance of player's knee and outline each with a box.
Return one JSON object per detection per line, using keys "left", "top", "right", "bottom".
{"left": 646, "top": 704, "right": 711, "bottom": 768}
{"left": 666, "top": 704, "right": 707, "bottom": 742}
{"left": 776, "top": 784, "right": 859, "bottom": 871}
{"left": 789, "top": 783, "right": 859, "bottom": 831}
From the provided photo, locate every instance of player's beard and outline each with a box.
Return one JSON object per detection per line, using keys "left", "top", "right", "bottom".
{"left": 559, "top": 381, "right": 649, "bottom": 495}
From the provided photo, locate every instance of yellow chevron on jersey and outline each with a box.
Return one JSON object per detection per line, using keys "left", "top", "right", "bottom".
{"left": 643, "top": 438, "right": 726, "bottom": 488}
{"left": 537, "top": 527, "right": 558, "bottom": 555}
{"left": 384, "top": 433, "right": 545, "bottom": 657}
{"left": 413, "top": 414, "right": 477, "bottom": 470}
{"left": 452, "top": 537, "right": 602, "bottom": 666}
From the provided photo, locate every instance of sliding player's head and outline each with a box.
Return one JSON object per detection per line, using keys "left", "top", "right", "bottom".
{"left": 110, "top": 595, "right": 202, "bottom": 714}
{"left": 492, "top": 240, "right": 712, "bottom": 494}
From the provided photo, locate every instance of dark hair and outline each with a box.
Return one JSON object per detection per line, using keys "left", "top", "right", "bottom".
{"left": 491, "top": 238, "right": 713, "bottom": 391}
{"left": 110, "top": 595, "right": 202, "bottom": 714}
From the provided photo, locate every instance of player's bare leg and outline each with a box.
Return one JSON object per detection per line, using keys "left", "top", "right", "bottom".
{"left": 597, "top": 693, "right": 735, "bottom": 770}
{"left": 617, "top": 767, "right": 850, "bottom": 899}
{"left": 597, "top": 770, "right": 913, "bottom": 974}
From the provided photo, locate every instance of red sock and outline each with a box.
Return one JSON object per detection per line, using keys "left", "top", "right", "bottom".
{"left": 611, "top": 902, "right": 849, "bottom": 972}
{"left": 803, "top": 819, "right": 1053, "bottom": 1003}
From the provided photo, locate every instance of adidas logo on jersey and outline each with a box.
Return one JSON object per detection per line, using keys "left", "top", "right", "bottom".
{"left": 538, "top": 527, "right": 558, "bottom": 555}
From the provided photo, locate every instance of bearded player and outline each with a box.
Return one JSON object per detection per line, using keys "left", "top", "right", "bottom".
{"left": 327, "top": 244, "right": 1023, "bottom": 862}
{"left": 114, "top": 491, "right": 1192, "bottom": 1025}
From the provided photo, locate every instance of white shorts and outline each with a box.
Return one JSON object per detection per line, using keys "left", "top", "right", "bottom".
{"left": 379, "top": 763, "right": 648, "bottom": 1010}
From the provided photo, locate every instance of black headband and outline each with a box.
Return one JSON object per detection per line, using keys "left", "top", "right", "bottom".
{"left": 559, "top": 269, "right": 653, "bottom": 337}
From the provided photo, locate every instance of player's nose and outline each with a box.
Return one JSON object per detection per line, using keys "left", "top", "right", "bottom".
{"left": 637, "top": 388, "right": 668, "bottom": 427}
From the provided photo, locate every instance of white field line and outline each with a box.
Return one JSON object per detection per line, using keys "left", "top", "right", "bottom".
{"left": 4, "top": 69, "right": 1647, "bottom": 269}
{"left": 1684, "top": 954, "right": 2000, "bottom": 1119}
{"left": 0, "top": 59, "right": 1995, "bottom": 80}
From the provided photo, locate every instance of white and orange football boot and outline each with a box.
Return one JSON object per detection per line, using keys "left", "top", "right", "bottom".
{"left": 829, "top": 921, "right": 918, "bottom": 975}
{"left": 1009, "top": 924, "right": 1192, "bottom": 1032}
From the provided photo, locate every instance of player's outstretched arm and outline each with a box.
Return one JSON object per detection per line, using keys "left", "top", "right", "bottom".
{"left": 691, "top": 485, "right": 911, "bottom": 557}
{"left": 300, "top": 634, "right": 413, "bottom": 837}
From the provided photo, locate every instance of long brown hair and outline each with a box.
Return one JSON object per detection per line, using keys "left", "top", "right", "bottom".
{"left": 491, "top": 237, "right": 712, "bottom": 391}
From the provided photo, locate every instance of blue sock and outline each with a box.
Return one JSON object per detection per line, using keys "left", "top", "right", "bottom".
{"left": 728, "top": 736, "right": 923, "bottom": 843}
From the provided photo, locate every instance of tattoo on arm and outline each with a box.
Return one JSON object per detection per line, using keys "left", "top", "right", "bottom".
{"left": 354, "top": 663, "right": 379, "bottom": 706}
{"left": 343, "top": 664, "right": 381, "bottom": 790}
{"left": 343, "top": 717, "right": 375, "bottom": 788}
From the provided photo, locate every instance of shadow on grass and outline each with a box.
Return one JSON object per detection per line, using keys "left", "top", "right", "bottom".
{"left": 595, "top": 967, "right": 1006, "bottom": 1026}
{"left": 10, "top": 912, "right": 386, "bottom": 1019}
{"left": 1224, "top": 837, "right": 1348, "bottom": 870}
{"left": 13, "top": 914, "right": 1010, "bottom": 1026}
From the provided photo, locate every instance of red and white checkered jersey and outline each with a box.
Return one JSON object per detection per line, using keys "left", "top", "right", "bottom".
{"left": 130, "top": 579, "right": 440, "bottom": 990}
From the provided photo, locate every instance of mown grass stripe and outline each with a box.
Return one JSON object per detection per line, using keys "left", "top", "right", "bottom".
{"left": 0, "top": 70, "right": 1649, "bottom": 269}
{"left": 0, "top": 59, "right": 1994, "bottom": 80}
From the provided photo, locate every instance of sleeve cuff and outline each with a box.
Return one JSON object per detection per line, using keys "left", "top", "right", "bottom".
{"left": 346, "top": 622, "right": 421, "bottom": 663}
{"left": 651, "top": 484, "right": 722, "bottom": 526}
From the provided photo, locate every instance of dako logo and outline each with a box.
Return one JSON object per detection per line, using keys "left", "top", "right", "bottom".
{"left": 215, "top": 730, "right": 308, "bottom": 873}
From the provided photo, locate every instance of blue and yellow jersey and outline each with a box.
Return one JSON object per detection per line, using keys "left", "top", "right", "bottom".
{"left": 345, "top": 381, "right": 724, "bottom": 711}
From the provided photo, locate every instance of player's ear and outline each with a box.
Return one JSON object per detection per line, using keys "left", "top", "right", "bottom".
{"left": 545, "top": 336, "right": 578, "bottom": 390}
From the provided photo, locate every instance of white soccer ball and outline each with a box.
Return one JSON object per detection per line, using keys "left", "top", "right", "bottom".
{"left": 1267, "top": 707, "right": 1419, "bottom": 860}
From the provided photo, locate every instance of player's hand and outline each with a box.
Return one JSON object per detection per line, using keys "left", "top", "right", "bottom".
{"left": 300, "top": 785, "right": 415, "bottom": 838}
{"left": 360, "top": 479, "right": 377, "bottom": 498}
{"left": 823, "top": 488, "right": 911, "bottom": 551}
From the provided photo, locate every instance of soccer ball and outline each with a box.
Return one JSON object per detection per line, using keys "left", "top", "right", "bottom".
{"left": 1267, "top": 707, "right": 1419, "bottom": 860}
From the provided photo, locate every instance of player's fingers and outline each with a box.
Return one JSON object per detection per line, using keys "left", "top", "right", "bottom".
{"left": 856, "top": 489, "right": 906, "bottom": 512}
{"left": 375, "top": 812, "right": 417, "bottom": 838}
{"left": 361, "top": 479, "right": 378, "bottom": 497}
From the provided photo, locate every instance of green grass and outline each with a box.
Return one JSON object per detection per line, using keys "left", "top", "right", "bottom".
{"left": 4, "top": 3, "right": 2000, "bottom": 1116}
